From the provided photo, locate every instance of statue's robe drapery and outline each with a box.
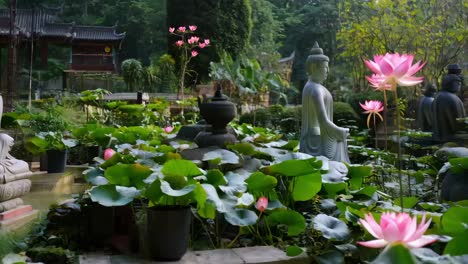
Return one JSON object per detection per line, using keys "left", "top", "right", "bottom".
{"left": 300, "top": 80, "right": 350, "bottom": 163}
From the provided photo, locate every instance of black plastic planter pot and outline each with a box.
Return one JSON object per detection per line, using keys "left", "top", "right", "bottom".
{"left": 147, "top": 206, "right": 191, "bottom": 261}
{"left": 45, "top": 149, "right": 68, "bottom": 173}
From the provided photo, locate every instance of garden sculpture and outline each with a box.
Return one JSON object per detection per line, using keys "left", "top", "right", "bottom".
{"left": 416, "top": 83, "right": 436, "bottom": 132}
{"left": 432, "top": 74, "right": 466, "bottom": 143}
{"left": 300, "top": 42, "right": 350, "bottom": 163}
{"left": 0, "top": 133, "right": 33, "bottom": 212}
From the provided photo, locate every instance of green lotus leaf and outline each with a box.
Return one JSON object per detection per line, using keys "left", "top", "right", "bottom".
{"left": 348, "top": 165, "right": 373, "bottom": 190}
{"left": 104, "top": 163, "right": 152, "bottom": 189}
{"left": 286, "top": 245, "right": 304, "bottom": 257}
{"left": 313, "top": 214, "right": 350, "bottom": 241}
{"left": 162, "top": 159, "right": 203, "bottom": 178}
{"left": 224, "top": 208, "right": 258, "bottom": 227}
{"left": 83, "top": 167, "right": 108, "bottom": 186}
{"left": 89, "top": 185, "right": 140, "bottom": 206}
{"left": 267, "top": 210, "right": 306, "bottom": 236}
{"left": 443, "top": 230, "right": 468, "bottom": 256}
{"left": 227, "top": 142, "right": 256, "bottom": 156}
{"left": 246, "top": 172, "right": 277, "bottom": 194}
{"left": 262, "top": 158, "right": 322, "bottom": 177}
{"left": 441, "top": 207, "right": 468, "bottom": 236}
{"left": 206, "top": 169, "right": 227, "bottom": 187}
{"left": 394, "top": 197, "right": 419, "bottom": 209}
{"left": 203, "top": 149, "right": 240, "bottom": 165}
{"left": 160, "top": 180, "right": 196, "bottom": 197}
{"left": 371, "top": 244, "right": 417, "bottom": 264}
{"left": 292, "top": 172, "right": 321, "bottom": 201}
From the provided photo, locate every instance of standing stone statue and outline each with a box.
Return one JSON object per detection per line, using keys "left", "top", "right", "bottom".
{"left": 416, "top": 83, "right": 436, "bottom": 132}
{"left": 300, "top": 42, "right": 350, "bottom": 163}
{"left": 432, "top": 74, "right": 466, "bottom": 143}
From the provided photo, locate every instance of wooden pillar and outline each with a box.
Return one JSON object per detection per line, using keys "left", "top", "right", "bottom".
{"left": 40, "top": 41, "right": 48, "bottom": 68}
{"left": 6, "top": 0, "right": 18, "bottom": 112}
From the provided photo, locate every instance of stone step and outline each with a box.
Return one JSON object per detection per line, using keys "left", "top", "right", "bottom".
{"left": 79, "top": 246, "right": 310, "bottom": 264}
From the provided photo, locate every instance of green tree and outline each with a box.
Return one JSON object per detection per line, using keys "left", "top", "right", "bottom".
{"left": 121, "top": 59, "right": 143, "bottom": 92}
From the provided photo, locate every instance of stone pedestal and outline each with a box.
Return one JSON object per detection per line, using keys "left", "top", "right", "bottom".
{"left": 0, "top": 206, "right": 39, "bottom": 231}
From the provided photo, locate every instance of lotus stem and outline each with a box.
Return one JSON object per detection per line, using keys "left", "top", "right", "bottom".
{"left": 393, "top": 89, "right": 403, "bottom": 211}
{"left": 383, "top": 90, "right": 388, "bottom": 150}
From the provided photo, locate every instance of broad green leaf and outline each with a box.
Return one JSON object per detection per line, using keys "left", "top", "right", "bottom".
{"left": 267, "top": 199, "right": 286, "bottom": 210}
{"left": 83, "top": 167, "right": 108, "bottom": 186}
{"left": 371, "top": 244, "right": 417, "bottom": 264}
{"left": 227, "top": 142, "right": 256, "bottom": 155}
{"left": 443, "top": 231, "right": 468, "bottom": 256}
{"left": 267, "top": 210, "right": 306, "bottom": 236}
{"left": 246, "top": 172, "right": 277, "bottom": 194}
{"left": 237, "top": 193, "right": 254, "bottom": 206}
{"left": 224, "top": 208, "right": 258, "bottom": 226}
{"left": 193, "top": 183, "right": 207, "bottom": 210}
{"left": 89, "top": 185, "right": 140, "bottom": 206}
{"left": 205, "top": 169, "right": 227, "bottom": 187}
{"left": 449, "top": 157, "right": 468, "bottom": 175}
{"left": 419, "top": 202, "right": 443, "bottom": 212}
{"left": 145, "top": 180, "right": 162, "bottom": 203}
{"left": 263, "top": 158, "right": 322, "bottom": 177}
{"left": 323, "top": 182, "right": 348, "bottom": 197}
{"left": 394, "top": 197, "right": 419, "bottom": 209}
{"left": 198, "top": 201, "right": 216, "bottom": 219}
{"left": 203, "top": 149, "right": 240, "bottom": 165}
{"left": 350, "top": 186, "right": 377, "bottom": 197}
{"left": 292, "top": 172, "right": 322, "bottom": 201}
{"left": 313, "top": 214, "right": 350, "bottom": 241}
{"left": 105, "top": 163, "right": 152, "bottom": 189}
{"left": 278, "top": 140, "right": 299, "bottom": 151}
{"left": 286, "top": 245, "right": 303, "bottom": 257}
{"left": 348, "top": 165, "right": 372, "bottom": 190}
{"left": 160, "top": 181, "right": 196, "bottom": 197}
{"left": 441, "top": 207, "right": 468, "bottom": 236}
{"left": 162, "top": 159, "right": 203, "bottom": 178}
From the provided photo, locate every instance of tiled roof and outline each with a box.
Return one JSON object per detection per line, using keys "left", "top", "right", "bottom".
{"left": 0, "top": 8, "right": 125, "bottom": 42}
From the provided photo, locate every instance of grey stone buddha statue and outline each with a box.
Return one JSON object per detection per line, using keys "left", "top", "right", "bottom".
{"left": 299, "top": 42, "right": 350, "bottom": 163}
{"left": 416, "top": 83, "right": 436, "bottom": 132}
{"left": 432, "top": 74, "right": 466, "bottom": 142}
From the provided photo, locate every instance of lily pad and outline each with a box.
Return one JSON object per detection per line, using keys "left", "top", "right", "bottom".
{"left": 160, "top": 180, "right": 196, "bottom": 197}
{"left": 89, "top": 185, "right": 140, "bottom": 206}
{"left": 441, "top": 206, "right": 468, "bottom": 236}
{"left": 313, "top": 214, "right": 350, "bottom": 241}
{"left": 263, "top": 158, "right": 322, "bottom": 177}
{"left": 203, "top": 149, "right": 240, "bottom": 165}
{"left": 293, "top": 172, "right": 322, "bottom": 201}
{"left": 267, "top": 210, "right": 306, "bottom": 236}
{"left": 161, "top": 159, "right": 203, "bottom": 178}
{"left": 83, "top": 167, "right": 108, "bottom": 186}
{"left": 104, "top": 163, "right": 152, "bottom": 189}
{"left": 224, "top": 208, "right": 258, "bottom": 226}
{"left": 371, "top": 244, "right": 417, "bottom": 264}
{"left": 246, "top": 172, "right": 277, "bottom": 194}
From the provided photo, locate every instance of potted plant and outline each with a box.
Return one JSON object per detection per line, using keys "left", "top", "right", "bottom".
{"left": 85, "top": 145, "right": 261, "bottom": 261}
{"left": 72, "top": 123, "right": 116, "bottom": 164}
{"left": 25, "top": 132, "right": 77, "bottom": 173}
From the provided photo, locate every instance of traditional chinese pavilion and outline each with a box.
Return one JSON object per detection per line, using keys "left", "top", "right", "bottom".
{"left": 0, "top": 7, "right": 125, "bottom": 72}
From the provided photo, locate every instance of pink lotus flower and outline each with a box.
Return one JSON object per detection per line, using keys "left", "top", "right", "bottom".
{"left": 204, "top": 39, "right": 210, "bottom": 45}
{"left": 199, "top": 43, "right": 206, "bottom": 49}
{"left": 189, "top": 25, "right": 197, "bottom": 31}
{"left": 104, "top": 148, "right": 116, "bottom": 160}
{"left": 364, "top": 53, "right": 425, "bottom": 91}
{"left": 164, "top": 126, "right": 174, "bottom": 133}
{"left": 188, "top": 36, "right": 200, "bottom": 44}
{"left": 178, "top": 26, "right": 186, "bottom": 32}
{"left": 169, "top": 27, "right": 175, "bottom": 33}
{"left": 358, "top": 212, "right": 438, "bottom": 249}
{"left": 191, "top": 50, "right": 198, "bottom": 57}
{"left": 360, "top": 100, "right": 384, "bottom": 128}
{"left": 255, "top": 196, "right": 268, "bottom": 212}
{"left": 175, "top": 40, "right": 184, "bottom": 47}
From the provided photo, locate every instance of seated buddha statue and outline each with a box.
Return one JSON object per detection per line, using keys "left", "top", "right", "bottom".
{"left": 299, "top": 42, "right": 350, "bottom": 163}
{"left": 432, "top": 74, "right": 466, "bottom": 143}
{"left": 0, "top": 133, "right": 33, "bottom": 184}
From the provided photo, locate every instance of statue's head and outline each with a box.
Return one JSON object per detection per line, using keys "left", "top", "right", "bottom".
{"left": 0, "top": 134, "right": 14, "bottom": 160}
{"left": 423, "top": 82, "right": 437, "bottom": 97}
{"left": 442, "top": 74, "right": 461, "bottom": 93}
{"left": 306, "top": 42, "right": 329, "bottom": 83}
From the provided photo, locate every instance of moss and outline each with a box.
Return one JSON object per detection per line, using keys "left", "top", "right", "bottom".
{"left": 27, "top": 246, "right": 74, "bottom": 264}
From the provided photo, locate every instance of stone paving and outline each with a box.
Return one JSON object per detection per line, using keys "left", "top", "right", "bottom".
{"left": 80, "top": 246, "right": 310, "bottom": 264}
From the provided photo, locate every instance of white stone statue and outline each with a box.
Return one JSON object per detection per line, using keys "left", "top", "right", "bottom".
{"left": 0, "top": 133, "right": 33, "bottom": 184}
{"left": 299, "top": 42, "right": 350, "bottom": 163}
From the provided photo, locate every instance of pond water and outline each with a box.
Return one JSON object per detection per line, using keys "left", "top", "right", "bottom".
{"left": 22, "top": 167, "right": 89, "bottom": 214}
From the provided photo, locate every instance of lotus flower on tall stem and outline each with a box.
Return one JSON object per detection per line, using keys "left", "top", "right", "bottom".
{"left": 360, "top": 100, "right": 384, "bottom": 148}
{"left": 364, "top": 53, "right": 425, "bottom": 210}
{"left": 169, "top": 25, "right": 210, "bottom": 100}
